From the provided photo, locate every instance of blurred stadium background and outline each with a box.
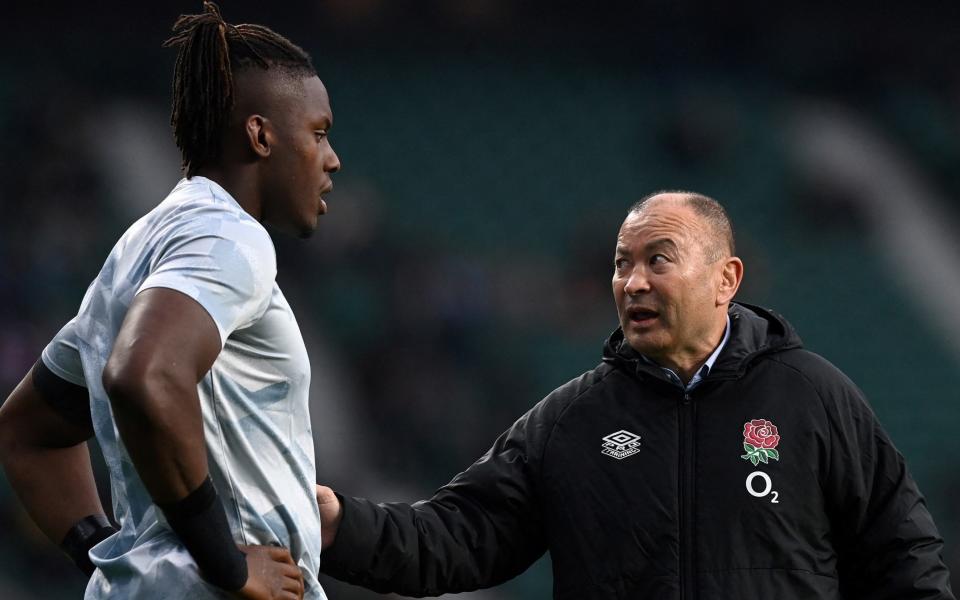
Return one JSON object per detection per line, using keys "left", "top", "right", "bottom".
{"left": 2, "top": 1, "right": 960, "bottom": 598}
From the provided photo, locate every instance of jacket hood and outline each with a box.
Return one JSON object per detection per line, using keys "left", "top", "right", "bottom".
{"left": 602, "top": 301, "right": 803, "bottom": 382}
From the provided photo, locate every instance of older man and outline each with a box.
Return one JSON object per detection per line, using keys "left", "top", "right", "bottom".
{"left": 315, "top": 192, "right": 953, "bottom": 599}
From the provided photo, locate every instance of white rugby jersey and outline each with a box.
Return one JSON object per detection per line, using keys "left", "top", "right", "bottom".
{"left": 42, "top": 176, "right": 326, "bottom": 599}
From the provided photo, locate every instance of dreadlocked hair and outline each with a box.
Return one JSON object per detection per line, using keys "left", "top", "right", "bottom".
{"left": 163, "top": 1, "right": 316, "bottom": 177}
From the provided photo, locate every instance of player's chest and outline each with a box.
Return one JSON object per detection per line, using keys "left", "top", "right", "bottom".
{"left": 221, "top": 284, "right": 311, "bottom": 391}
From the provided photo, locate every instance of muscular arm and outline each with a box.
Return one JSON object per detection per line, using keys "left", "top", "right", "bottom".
{"left": 0, "top": 365, "right": 104, "bottom": 545}
{"left": 104, "top": 288, "right": 302, "bottom": 598}
{"left": 0, "top": 285, "right": 223, "bottom": 569}
{"left": 101, "top": 287, "right": 221, "bottom": 503}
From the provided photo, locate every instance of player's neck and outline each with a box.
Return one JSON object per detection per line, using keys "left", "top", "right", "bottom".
{"left": 193, "top": 166, "right": 263, "bottom": 221}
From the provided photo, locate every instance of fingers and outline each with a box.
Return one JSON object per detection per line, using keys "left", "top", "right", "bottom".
{"left": 315, "top": 484, "right": 335, "bottom": 502}
{"left": 279, "top": 562, "right": 302, "bottom": 582}
{"left": 316, "top": 485, "right": 340, "bottom": 511}
{"left": 242, "top": 543, "right": 296, "bottom": 565}
{"left": 262, "top": 547, "right": 303, "bottom": 597}
{"left": 271, "top": 553, "right": 303, "bottom": 598}
{"left": 266, "top": 545, "right": 297, "bottom": 566}
{"left": 235, "top": 544, "right": 304, "bottom": 600}
{"left": 280, "top": 568, "right": 303, "bottom": 600}
{"left": 280, "top": 571, "right": 304, "bottom": 598}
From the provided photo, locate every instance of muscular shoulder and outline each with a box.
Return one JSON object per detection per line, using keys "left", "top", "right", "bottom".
{"left": 161, "top": 187, "right": 274, "bottom": 265}
{"left": 132, "top": 181, "right": 275, "bottom": 285}
{"left": 129, "top": 181, "right": 278, "bottom": 340}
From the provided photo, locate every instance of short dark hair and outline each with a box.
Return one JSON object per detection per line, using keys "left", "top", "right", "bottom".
{"left": 628, "top": 190, "right": 736, "bottom": 262}
{"left": 163, "top": 1, "right": 317, "bottom": 177}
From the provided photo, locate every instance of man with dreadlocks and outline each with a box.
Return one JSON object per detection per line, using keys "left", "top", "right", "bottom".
{"left": 0, "top": 2, "right": 339, "bottom": 599}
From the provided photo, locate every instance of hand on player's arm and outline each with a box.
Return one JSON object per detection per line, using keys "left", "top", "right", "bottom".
{"left": 104, "top": 288, "right": 301, "bottom": 597}
{"left": 315, "top": 485, "right": 342, "bottom": 550}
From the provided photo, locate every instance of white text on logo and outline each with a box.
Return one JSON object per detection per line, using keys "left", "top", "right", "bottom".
{"left": 601, "top": 430, "right": 642, "bottom": 460}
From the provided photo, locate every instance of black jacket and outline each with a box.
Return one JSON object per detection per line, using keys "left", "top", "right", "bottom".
{"left": 320, "top": 303, "right": 953, "bottom": 599}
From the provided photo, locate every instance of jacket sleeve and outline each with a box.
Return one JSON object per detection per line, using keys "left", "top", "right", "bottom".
{"left": 318, "top": 403, "right": 550, "bottom": 597}
{"left": 820, "top": 370, "right": 954, "bottom": 599}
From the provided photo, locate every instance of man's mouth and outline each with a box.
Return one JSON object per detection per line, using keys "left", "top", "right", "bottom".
{"left": 626, "top": 306, "right": 659, "bottom": 325}
{"left": 318, "top": 184, "right": 333, "bottom": 214}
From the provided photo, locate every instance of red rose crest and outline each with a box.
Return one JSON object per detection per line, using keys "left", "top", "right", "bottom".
{"left": 741, "top": 419, "right": 780, "bottom": 465}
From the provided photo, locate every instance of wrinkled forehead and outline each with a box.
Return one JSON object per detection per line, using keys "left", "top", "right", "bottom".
{"left": 617, "top": 203, "right": 700, "bottom": 248}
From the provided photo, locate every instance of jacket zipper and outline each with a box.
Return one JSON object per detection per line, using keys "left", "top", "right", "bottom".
{"left": 679, "top": 390, "right": 695, "bottom": 599}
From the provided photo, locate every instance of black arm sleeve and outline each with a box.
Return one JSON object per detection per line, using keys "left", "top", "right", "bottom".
{"left": 158, "top": 477, "right": 248, "bottom": 591}
{"left": 823, "top": 375, "right": 954, "bottom": 599}
{"left": 31, "top": 359, "right": 92, "bottom": 431}
{"left": 320, "top": 405, "right": 550, "bottom": 597}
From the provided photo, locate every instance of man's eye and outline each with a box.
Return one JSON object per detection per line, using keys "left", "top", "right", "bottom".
{"left": 315, "top": 130, "right": 328, "bottom": 140}
{"left": 615, "top": 258, "right": 628, "bottom": 269}
{"left": 650, "top": 254, "right": 668, "bottom": 265}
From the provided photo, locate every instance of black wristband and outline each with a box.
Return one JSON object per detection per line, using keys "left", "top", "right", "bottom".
{"left": 158, "top": 477, "right": 248, "bottom": 591}
{"left": 60, "top": 514, "right": 117, "bottom": 576}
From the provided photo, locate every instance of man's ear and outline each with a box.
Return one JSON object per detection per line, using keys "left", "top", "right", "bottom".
{"left": 717, "top": 256, "right": 744, "bottom": 306}
{"left": 243, "top": 114, "right": 272, "bottom": 158}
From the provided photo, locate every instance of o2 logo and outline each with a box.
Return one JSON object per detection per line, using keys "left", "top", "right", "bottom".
{"left": 745, "top": 471, "right": 779, "bottom": 504}
{"left": 740, "top": 419, "right": 781, "bottom": 504}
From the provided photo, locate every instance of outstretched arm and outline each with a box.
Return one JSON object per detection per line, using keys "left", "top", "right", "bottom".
{"left": 319, "top": 407, "right": 549, "bottom": 597}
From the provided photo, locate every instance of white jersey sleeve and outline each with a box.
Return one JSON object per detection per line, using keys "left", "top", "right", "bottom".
{"left": 41, "top": 317, "right": 87, "bottom": 387}
{"left": 136, "top": 211, "right": 277, "bottom": 347}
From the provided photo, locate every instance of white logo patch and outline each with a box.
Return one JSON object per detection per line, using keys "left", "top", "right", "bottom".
{"left": 601, "top": 429, "right": 642, "bottom": 460}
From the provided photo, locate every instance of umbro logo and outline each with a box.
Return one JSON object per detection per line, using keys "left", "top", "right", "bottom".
{"left": 601, "top": 429, "right": 642, "bottom": 460}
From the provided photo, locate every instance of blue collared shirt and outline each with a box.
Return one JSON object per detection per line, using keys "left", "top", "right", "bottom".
{"left": 640, "top": 315, "right": 731, "bottom": 391}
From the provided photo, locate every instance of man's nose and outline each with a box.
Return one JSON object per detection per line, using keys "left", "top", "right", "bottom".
{"left": 623, "top": 268, "right": 649, "bottom": 295}
{"left": 326, "top": 147, "right": 341, "bottom": 173}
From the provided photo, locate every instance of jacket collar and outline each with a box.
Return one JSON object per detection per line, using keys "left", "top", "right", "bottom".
{"left": 602, "top": 301, "right": 803, "bottom": 384}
